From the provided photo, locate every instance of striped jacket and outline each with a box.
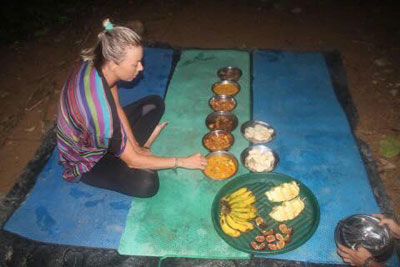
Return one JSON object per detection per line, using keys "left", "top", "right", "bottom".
{"left": 56, "top": 61, "right": 127, "bottom": 181}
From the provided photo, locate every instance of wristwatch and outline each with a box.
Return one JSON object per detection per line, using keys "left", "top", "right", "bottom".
{"left": 362, "top": 256, "right": 375, "bottom": 267}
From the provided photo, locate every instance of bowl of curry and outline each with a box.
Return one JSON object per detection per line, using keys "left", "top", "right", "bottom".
{"left": 205, "top": 111, "right": 238, "bottom": 132}
{"left": 202, "top": 130, "right": 235, "bottom": 151}
{"left": 203, "top": 150, "right": 238, "bottom": 180}
{"left": 209, "top": 95, "right": 237, "bottom": 112}
{"left": 217, "top": 66, "right": 242, "bottom": 81}
{"left": 212, "top": 80, "right": 240, "bottom": 96}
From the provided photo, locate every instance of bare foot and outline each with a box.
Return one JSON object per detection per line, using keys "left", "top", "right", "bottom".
{"left": 144, "top": 121, "right": 168, "bottom": 148}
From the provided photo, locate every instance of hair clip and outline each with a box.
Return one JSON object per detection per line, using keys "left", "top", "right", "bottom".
{"left": 103, "top": 18, "right": 114, "bottom": 31}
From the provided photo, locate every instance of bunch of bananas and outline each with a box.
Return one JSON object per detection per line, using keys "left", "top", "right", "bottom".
{"left": 219, "top": 187, "right": 257, "bottom": 238}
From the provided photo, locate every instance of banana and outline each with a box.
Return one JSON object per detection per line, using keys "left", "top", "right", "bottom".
{"left": 220, "top": 215, "right": 241, "bottom": 237}
{"left": 225, "top": 213, "right": 249, "bottom": 232}
{"left": 225, "top": 187, "right": 248, "bottom": 201}
{"left": 230, "top": 195, "right": 256, "bottom": 208}
{"left": 230, "top": 205, "right": 257, "bottom": 214}
{"left": 228, "top": 191, "right": 254, "bottom": 204}
{"left": 230, "top": 214, "right": 254, "bottom": 231}
{"left": 231, "top": 210, "right": 257, "bottom": 220}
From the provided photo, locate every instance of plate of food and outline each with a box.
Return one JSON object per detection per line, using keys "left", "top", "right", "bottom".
{"left": 203, "top": 151, "right": 239, "bottom": 180}
{"left": 241, "top": 120, "right": 276, "bottom": 144}
{"left": 211, "top": 172, "right": 320, "bottom": 255}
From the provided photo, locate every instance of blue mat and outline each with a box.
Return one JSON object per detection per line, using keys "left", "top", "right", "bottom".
{"left": 252, "top": 50, "right": 398, "bottom": 265}
{"left": 3, "top": 47, "right": 174, "bottom": 249}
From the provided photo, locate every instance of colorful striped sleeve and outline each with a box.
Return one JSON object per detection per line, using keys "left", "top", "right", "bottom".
{"left": 80, "top": 64, "right": 113, "bottom": 150}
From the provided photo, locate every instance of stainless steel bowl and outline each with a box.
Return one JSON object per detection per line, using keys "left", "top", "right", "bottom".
{"left": 241, "top": 120, "right": 276, "bottom": 144}
{"left": 208, "top": 95, "right": 237, "bottom": 112}
{"left": 335, "top": 214, "right": 394, "bottom": 262}
{"left": 217, "top": 66, "right": 242, "bottom": 81}
{"left": 202, "top": 130, "right": 235, "bottom": 151}
{"left": 240, "top": 144, "right": 279, "bottom": 172}
{"left": 205, "top": 111, "right": 238, "bottom": 132}
{"left": 211, "top": 80, "right": 241, "bottom": 96}
{"left": 203, "top": 150, "right": 239, "bottom": 180}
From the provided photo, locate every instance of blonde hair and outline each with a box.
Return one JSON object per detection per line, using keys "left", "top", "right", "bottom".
{"left": 81, "top": 19, "right": 142, "bottom": 70}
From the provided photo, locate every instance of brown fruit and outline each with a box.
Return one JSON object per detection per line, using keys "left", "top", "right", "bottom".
{"left": 284, "top": 234, "right": 291, "bottom": 243}
{"left": 275, "top": 233, "right": 285, "bottom": 241}
{"left": 278, "top": 223, "right": 288, "bottom": 234}
{"left": 255, "top": 216, "right": 267, "bottom": 228}
{"left": 266, "top": 235, "right": 276, "bottom": 243}
{"left": 286, "top": 227, "right": 293, "bottom": 235}
{"left": 255, "top": 235, "right": 266, "bottom": 243}
{"left": 260, "top": 230, "right": 269, "bottom": 236}
{"left": 276, "top": 240, "right": 286, "bottom": 250}
{"left": 250, "top": 241, "right": 266, "bottom": 251}
{"left": 265, "top": 228, "right": 275, "bottom": 235}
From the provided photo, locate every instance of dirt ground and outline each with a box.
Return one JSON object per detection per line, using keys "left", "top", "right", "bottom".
{"left": 0, "top": 0, "right": 399, "bottom": 216}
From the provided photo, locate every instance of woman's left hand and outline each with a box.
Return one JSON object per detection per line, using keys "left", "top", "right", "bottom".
{"left": 337, "top": 243, "right": 374, "bottom": 266}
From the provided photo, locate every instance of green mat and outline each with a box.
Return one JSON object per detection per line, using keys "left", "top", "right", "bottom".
{"left": 118, "top": 50, "right": 250, "bottom": 258}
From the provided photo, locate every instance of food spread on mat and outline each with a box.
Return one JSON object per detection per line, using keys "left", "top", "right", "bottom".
{"left": 203, "top": 131, "right": 233, "bottom": 151}
{"left": 265, "top": 181, "right": 300, "bottom": 202}
{"left": 245, "top": 148, "right": 276, "bottom": 172}
{"left": 204, "top": 155, "right": 237, "bottom": 180}
{"left": 213, "top": 83, "right": 239, "bottom": 96}
{"left": 210, "top": 97, "right": 236, "bottom": 112}
{"left": 244, "top": 124, "right": 275, "bottom": 143}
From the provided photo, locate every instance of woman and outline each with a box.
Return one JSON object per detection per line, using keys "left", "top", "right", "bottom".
{"left": 56, "top": 19, "right": 207, "bottom": 197}
{"left": 337, "top": 214, "right": 400, "bottom": 267}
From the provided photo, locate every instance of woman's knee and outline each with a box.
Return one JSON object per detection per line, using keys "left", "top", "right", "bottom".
{"left": 126, "top": 170, "right": 160, "bottom": 198}
{"left": 147, "top": 95, "right": 165, "bottom": 114}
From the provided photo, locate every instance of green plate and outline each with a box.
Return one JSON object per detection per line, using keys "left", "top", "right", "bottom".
{"left": 211, "top": 172, "right": 320, "bottom": 255}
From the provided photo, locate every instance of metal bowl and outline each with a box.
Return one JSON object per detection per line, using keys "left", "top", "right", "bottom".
{"left": 209, "top": 95, "right": 237, "bottom": 112}
{"left": 203, "top": 150, "right": 239, "bottom": 180}
{"left": 217, "top": 66, "right": 242, "bottom": 81}
{"left": 202, "top": 130, "right": 235, "bottom": 151}
{"left": 205, "top": 111, "right": 238, "bottom": 132}
{"left": 211, "top": 80, "right": 241, "bottom": 96}
{"left": 240, "top": 144, "right": 279, "bottom": 172}
{"left": 241, "top": 120, "right": 276, "bottom": 144}
{"left": 335, "top": 214, "right": 394, "bottom": 262}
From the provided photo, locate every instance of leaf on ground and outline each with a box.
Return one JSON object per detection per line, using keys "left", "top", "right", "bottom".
{"left": 379, "top": 136, "right": 400, "bottom": 158}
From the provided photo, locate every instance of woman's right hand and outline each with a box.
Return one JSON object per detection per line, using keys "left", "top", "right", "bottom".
{"left": 178, "top": 153, "right": 207, "bottom": 170}
{"left": 373, "top": 214, "right": 400, "bottom": 239}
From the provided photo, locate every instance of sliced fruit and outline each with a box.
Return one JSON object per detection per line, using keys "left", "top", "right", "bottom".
{"left": 266, "top": 235, "right": 276, "bottom": 243}
{"left": 265, "top": 228, "right": 275, "bottom": 235}
{"left": 250, "top": 241, "right": 266, "bottom": 251}
{"left": 255, "top": 235, "right": 265, "bottom": 243}
{"left": 255, "top": 216, "right": 267, "bottom": 228}
{"left": 278, "top": 223, "right": 288, "bottom": 234}
{"left": 265, "top": 181, "right": 300, "bottom": 202}
{"left": 268, "top": 243, "right": 277, "bottom": 250}
{"left": 269, "top": 197, "right": 305, "bottom": 222}
{"left": 275, "top": 233, "right": 285, "bottom": 241}
{"left": 276, "top": 240, "right": 286, "bottom": 250}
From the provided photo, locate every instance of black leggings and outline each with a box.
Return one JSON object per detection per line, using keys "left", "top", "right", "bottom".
{"left": 80, "top": 95, "right": 165, "bottom": 198}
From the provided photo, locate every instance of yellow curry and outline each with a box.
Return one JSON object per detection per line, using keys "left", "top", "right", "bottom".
{"left": 204, "top": 155, "right": 237, "bottom": 180}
